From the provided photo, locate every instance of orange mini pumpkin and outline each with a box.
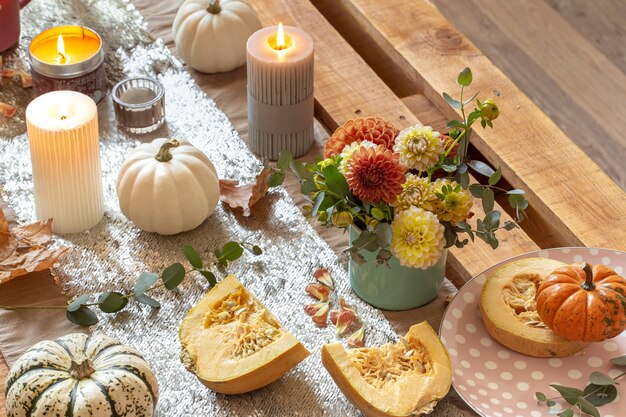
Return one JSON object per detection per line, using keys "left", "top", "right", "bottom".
{"left": 536, "top": 262, "right": 626, "bottom": 342}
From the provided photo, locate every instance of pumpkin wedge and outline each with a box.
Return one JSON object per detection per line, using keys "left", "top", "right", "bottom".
{"left": 480, "top": 257, "right": 588, "bottom": 357}
{"left": 322, "top": 322, "right": 451, "bottom": 417}
{"left": 179, "top": 275, "right": 310, "bottom": 394}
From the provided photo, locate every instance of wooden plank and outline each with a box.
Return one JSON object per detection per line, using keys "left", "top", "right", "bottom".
{"left": 250, "top": 0, "right": 539, "bottom": 286}
{"left": 325, "top": 0, "right": 626, "bottom": 252}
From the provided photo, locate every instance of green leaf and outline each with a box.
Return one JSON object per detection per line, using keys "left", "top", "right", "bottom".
{"left": 443, "top": 92, "right": 462, "bottom": 109}
{"left": 134, "top": 272, "right": 158, "bottom": 296}
{"left": 290, "top": 160, "right": 310, "bottom": 180}
{"left": 488, "top": 167, "right": 502, "bottom": 186}
{"left": 482, "top": 188, "right": 495, "bottom": 213}
{"left": 535, "top": 392, "right": 547, "bottom": 402}
{"left": 220, "top": 242, "right": 244, "bottom": 262}
{"left": 183, "top": 245, "right": 203, "bottom": 269}
{"left": 135, "top": 294, "right": 161, "bottom": 308}
{"left": 508, "top": 193, "right": 529, "bottom": 209}
{"left": 469, "top": 184, "right": 484, "bottom": 198}
{"left": 162, "top": 262, "right": 185, "bottom": 290}
{"left": 484, "top": 210, "right": 501, "bottom": 230}
{"left": 546, "top": 400, "right": 556, "bottom": 407}
{"left": 322, "top": 165, "right": 350, "bottom": 196}
{"left": 458, "top": 171, "right": 469, "bottom": 188}
{"left": 447, "top": 120, "right": 465, "bottom": 129}
{"left": 577, "top": 396, "right": 600, "bottom": 417}
{"left": 252, "top": 245, "right": 263, "bottom": 255}
{"left": 300, "top": 180, "right": 317, "bottom": 195}
{"left": 66, "top": 306, "right": 99, "bottom": 326}
{"left": 610, "top": 355, "right": 626, "bottom": 366}
{"left": 589, "top": 371, "right": 615, "bottom": 386}
{"left": 67, "top": 294, "right": 90, "bottom": 312}
{"left": 462, "top": 91, "right": 479, "bottom": 106}
{"left": 352, "top": 230, "right": 379, "bottom": 252}
{"left": 311, "top": 191, "right": 326, "bottom": 216}
{"left": 200, "top": 270, "right": 217, "bottom": 287}
{"left": 277, "top": 150, "right": 293, "bottom": 170}
{"left": 267, "top": 171, "right": 285, "bottom": 187}
{"left": 468, "top": 160, "right": 496, "bottom": 177}
{"left": 557, "top": 410, "right": 574, "bottom": 417}
{"left": 98, "top": 291, "right": 128, "bottom": 313}
{"left": 583, "top": 383, "right": 617, "bottom": 406}
{"left": 375, "top": 223, "right": 393, "bottom": 248}
{"left": 371, "top": 207, "right": 385, "bottom": 221}
{"left": 457, "top": 67, "right": 472, "bottom": 87}
{"left": 550, "top": 385, "right": 584, "bottom": 406}
{"left": 506, "top": 189, "right": 526, "bottom": 195}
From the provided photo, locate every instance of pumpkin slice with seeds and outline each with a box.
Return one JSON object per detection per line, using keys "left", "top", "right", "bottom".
{"left": 322, "top": 322, "right": 451, "bottom": 417}
{"left": 179, "top": 275, "right": 310, "bottom": 394}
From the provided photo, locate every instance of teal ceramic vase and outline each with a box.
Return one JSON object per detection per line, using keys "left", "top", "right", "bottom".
{"left": 348, "top": 226, "right": 447, "bottom": 310}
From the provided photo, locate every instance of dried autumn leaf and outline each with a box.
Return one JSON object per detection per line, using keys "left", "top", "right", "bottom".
{"left": 305, "top": 283, "right": 331, "bottom": 301}
{"left": 304, "top": 301, "right": 330, "bottom": 328}
{"left": 2, "top": 68, "right": 32, "bottom": 88}
{"left": 313, "top": 268, "right": 334, "bottom": 289}
{"left": 0, "top": 207, "right": 70, "bottom": 284}
{"left": 0, "top": 102, "right": 16, "bottom": 118}
{"left": 219, "top": 169, "right": 270, "bottom": 217}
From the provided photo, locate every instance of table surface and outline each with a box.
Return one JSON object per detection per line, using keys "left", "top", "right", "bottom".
{"left": 1, "top": 1, "right": 625, "bottom": 416}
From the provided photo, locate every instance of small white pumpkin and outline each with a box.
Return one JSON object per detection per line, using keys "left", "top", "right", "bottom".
{"left": 117, "top": 138, "right": 220, "bottom": 235}
{"left": 172, "top": 0, "right": 262, "bottom": 74}
{"left": 6, "top": 333, "right": 158, "bottom": 417}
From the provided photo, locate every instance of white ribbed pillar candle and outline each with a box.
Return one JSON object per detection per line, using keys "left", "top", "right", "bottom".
{"left": 246, "top": 24, "right": 314, "bottom": 160}
{"left": 25, "top": 90, "right": 104, "bottom": 234}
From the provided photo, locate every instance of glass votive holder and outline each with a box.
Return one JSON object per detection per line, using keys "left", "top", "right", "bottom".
{"left": 112, "top": 77, "right": 165, "bottom": 134}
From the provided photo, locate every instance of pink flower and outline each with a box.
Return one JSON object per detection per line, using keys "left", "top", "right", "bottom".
{"left": 345, "top": 145, "right": 406, "bottom": 204}
{"left": 313, "top": 268, "right": 334, "bottom": 289}
{"left": 305, "top": 283, "right": 331, "bottom": 301}
{"left": 304, "top": 302, "right": 330, "bottom": 327}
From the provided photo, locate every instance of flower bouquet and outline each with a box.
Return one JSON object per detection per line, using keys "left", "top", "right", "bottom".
{"left": 270, "top": 68, "right": 528, "bottom": 309}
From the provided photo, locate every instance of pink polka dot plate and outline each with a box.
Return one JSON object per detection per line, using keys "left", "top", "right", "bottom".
{"left": 439, "top": 247, "right": 626, "bottom": 417}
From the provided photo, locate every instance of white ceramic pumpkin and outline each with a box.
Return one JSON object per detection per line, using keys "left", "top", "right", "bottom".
{"left": 116, "top": 138, "right": 220, "bottom": 235}
{"left": 172, "top": 0, "right": 262, "bottom": 74}
{"left": 5, "top": 333, "right": 158, "bottom": 417}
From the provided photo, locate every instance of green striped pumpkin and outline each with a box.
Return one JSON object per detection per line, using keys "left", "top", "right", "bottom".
{"left": 5, "top": 333, "right": 158, "bottom": 417}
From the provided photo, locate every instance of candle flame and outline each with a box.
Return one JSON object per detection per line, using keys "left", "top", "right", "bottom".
{"left": 59, "top": 99, "right": 69, "bottom": 120}
{"left": 56, "top": 34, "right": 68, "bottom": 64}
{"left": 277, "top": 23, "right": 285, "bottom": 50}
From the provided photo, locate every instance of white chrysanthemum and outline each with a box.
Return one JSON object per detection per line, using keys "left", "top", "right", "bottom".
{"left": 393, "top": 124, "right": 443, "bottom": 170}
{"left": 338, "top": 140, "right": 376, "bottom": 174}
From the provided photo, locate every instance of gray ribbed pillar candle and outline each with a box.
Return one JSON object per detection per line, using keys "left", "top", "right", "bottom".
{"left": 246, "top": 24, "right": 314, "bottom": 160}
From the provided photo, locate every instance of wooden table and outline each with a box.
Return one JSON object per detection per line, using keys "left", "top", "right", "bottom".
{"left": 2, "top": 1, "right": 625, "bottom": 416}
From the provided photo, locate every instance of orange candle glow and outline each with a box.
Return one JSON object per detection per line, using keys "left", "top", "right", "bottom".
{"left": 31, "top": 30, "right": 100, "bottom": 65}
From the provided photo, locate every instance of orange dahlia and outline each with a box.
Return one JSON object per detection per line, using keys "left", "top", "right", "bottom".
{"left": 345, "top": 145, "right": 406, "bottom": 203}
{"left": 323, "top": 116, "right": 399, "bottom": 158}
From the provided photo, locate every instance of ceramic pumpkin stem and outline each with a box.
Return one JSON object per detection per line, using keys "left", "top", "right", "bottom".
{"left": 207, "top": 0, "right": 221, "bottom": 14}
{"left": 69, "top": 359, "right": 96, "bottom": 379}
{"left": 155, "top": 139, "right": 180, "bottom": 162}
{"left": 580, "top": 262, "right": 596, "bottom": 291}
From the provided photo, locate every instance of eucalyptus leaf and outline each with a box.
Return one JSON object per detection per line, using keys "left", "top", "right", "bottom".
{"left": 200, "top": 270, "right": 217, "bottom": 287}
{"left": 183, "top": 245, "right": 203, "bottom": 269}
{"left": 469, "top": 184, "right": 484, "bottom": 198}
{"left": 484, "top": 210, "right": 501, "bottom": 230}
{"left": 610, "top": 355, "right": 626, "bottom": 366}
{"left": 220, "top": 242, "right": 244, "bottom": 262}
{"left": 443, "top": 92, "right": 462, "bottom": 109}
{"left": 458, "top": 162, "right": 468, "bottom": 174}
{"left": 482, "top": 188, "right": 495, "bottom": 213}
{"left": 550, "top": 385, "right": 584, "bottom": 406}
{"left": 457, "top": 67, "right": 472, "bottom": 86}
{"left": 352, "top": 230, "right": 379, "bottom": 252}
{"left": 468, "top": 160, "right": 496, "bottom": 177}
{"left": 134, "top": 272, "right": 158, "bottom": 296}
{"left": 311, "top": 191, "right": 326, "bottom": 216}
{"left": 98, "top": 291, "right": 128, "bottom": 313}
{"left": 290, "top": 160, "right": 310, "bottom": 180}
{"left": 277, "top": 150, "right": 293, "bottom": 170}
{"left": 66, "top": 306, "right": 99, "bottom": 326}
{"left": 546, "top": 400, "right": 556, "bottom": 407}
{"left": 375, "top": 223, "right": 393, "bottom": 248}
{"left": 557, "top": 410, "right": 574, "bottom": 417}
{"left": 506, "top": 189, "right": 526, "bottom": 195}
{"left": 488, "top": 167, "right": 502, "bottom": 186}
{"left": 458, "top": 171, "right": 469, "bottom": 188}
{"left": 577, "top": 396, "right": 600, "bottom": 417}
{"left": 162, "top": 262, "right": 185, "bottom": 290}
{"left": 583, "top": 383, "right": 617, "bottom": 406}
{"left": 135, "top": 294, "right": 161, "bottom": 308}
{"left": 535, "top": 392, "right": 547, "bottom": 402}
{"left": 447, "top": 119, "right": 465, "bottom": 129}
{"left": 462, "top": 91, "right": 479, "bottom": 106}
{"left": 67, "top": 294, "right": 90, "bottom": 312}
{"left": 301, "top": 180, "right": 317, "bottom": 195}
{"left": 589, "top": 371, "right": 615, "bottom": 386}
{"left": 267, "top": 171, "right": 285, "bottom": 187}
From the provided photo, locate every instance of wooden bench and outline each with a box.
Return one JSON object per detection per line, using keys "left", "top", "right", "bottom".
{"left": 1, "top": 1, "right": 624, "bottom": 416}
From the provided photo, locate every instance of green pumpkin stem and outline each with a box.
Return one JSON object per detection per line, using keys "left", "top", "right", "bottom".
{"left": 581, "top": 262, "right": 596, "bottom": 291}
{"left": 69, "top": 359, "right": 95, "bottom": 379}
{"left": 155, "top": 139, "right": 180, "bottom": 162}
{"left": 207, "top": 0, "right": 221, "bottom": 14}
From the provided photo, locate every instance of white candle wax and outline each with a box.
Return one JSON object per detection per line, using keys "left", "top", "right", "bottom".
{"left": 247, "top": 24, "right": 314, "bottom": 160}
{"left": 25, "top": 90, "right": 104, "bottom": 234}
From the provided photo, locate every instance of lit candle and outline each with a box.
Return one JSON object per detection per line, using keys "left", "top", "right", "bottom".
{"left": 25, "top": 91, "right": 104, "bottom": 234}
{"left": 29, "top": 26, "right": 107, "bottom": 103}
{"left": 246, "top": 23, "right": 314, "bottom": 159}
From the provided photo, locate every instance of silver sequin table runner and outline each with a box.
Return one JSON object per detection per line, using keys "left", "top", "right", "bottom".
{"left": 0, "top": 0, "right": 400, "bottom": 415}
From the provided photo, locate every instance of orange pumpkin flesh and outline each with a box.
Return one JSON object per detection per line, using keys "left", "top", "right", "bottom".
{"left": 536, "top": 263, "right": 626, "bottom": 342}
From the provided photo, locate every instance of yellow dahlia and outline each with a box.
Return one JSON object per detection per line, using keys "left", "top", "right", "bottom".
{"left": 345, "top": 145, "right": 406, "bottom": 203}
{"left": 432, "top": 178, "right": 473, "bottom": 222}
{"left": 391, "top": 207, "right": 445, "bottom": 269}
{"left": 393, "top": 124, "right": 444, "bottom": 170}
{"left": 394, "top": 174, "right": 436, "bottom": 213}
{"left": 324, "top": 116, "right": 399, "bottom": 158}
